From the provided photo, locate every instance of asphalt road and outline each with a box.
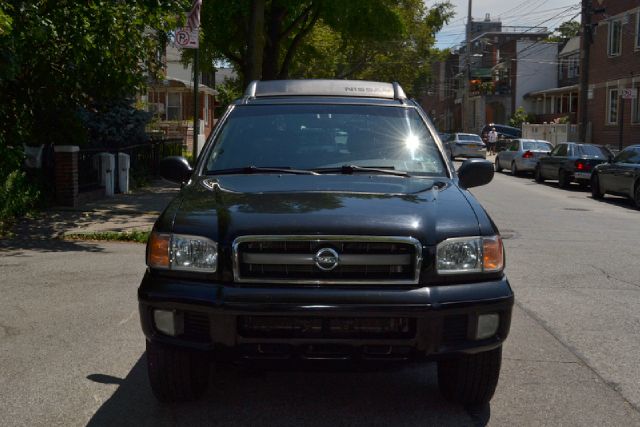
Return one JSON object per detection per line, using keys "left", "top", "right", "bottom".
{"left": 1, "top": 168, "right": 639, "bottom": 426}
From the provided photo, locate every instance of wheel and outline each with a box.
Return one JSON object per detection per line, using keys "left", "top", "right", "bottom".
{"left": 558, "top": 169, "right": 570, "bottom": 189}
{"left": 634, "top": 182, "right": 640, "bottom": 209}
{"left": 591, "top": 174, "right": 604, "bottom": 199}
{"left": 438, "top": 347, "right": 502, "bottom": 405}
{"left": 146, "top": 340, "right": 209, "bottom": 402}
{"left": 534, "top": 165, "right": 544, "bottom": 183}
{"left": 495, "top": 157, "right": 503, "bottom": 172}
{"left": 511, "top": 161, "right": 519, "bottom": 177}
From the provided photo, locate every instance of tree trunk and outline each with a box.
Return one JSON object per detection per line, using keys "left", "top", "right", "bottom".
{"left": 245, "top": 0, "right": 266, "bottom": 87}
{"left": 262, "top": 2, "right": 286, "bottom": 81}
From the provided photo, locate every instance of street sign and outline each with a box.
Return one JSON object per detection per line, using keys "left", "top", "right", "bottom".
{"left": 175, "top": 27, "right": 199, "bottom": 49}
{"left": 621, "top": 88, "right": 637, "bottom": 99}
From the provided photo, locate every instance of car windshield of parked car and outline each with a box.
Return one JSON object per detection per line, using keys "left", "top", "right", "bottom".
{"left": 575, "top": 145, "right": 609, "bottom": 158}
{"left": 457, "top": 134, "right": 483, "bottom": 143}
{"left": 523, "top": 141, "right": 552, "bottom": 151}
{"left": 205, "top": 104, "right": 446, "bottom": 176}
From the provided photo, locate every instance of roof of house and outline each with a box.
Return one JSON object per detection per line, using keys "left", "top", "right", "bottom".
{"left": 559, "top": 36, "right": 580, "bottom": 56}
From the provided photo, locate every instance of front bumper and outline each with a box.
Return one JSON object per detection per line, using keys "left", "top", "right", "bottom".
{"left": 138, "top": 273, "right": 514, "bottom": 360}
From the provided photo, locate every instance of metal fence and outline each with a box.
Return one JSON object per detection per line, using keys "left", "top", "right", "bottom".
{"left": 77, "top": 138, "right": 184, "bottom": 192}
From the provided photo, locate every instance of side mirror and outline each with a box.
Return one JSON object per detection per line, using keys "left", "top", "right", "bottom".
{"left": 457, "top": 159, "right": 494, "bottom": 189}
{"left": 160, "top": 156, "right": 193, "bottom": 183}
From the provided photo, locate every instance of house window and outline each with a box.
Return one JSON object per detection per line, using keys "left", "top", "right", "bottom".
{"left": 637, "top": 11, "right": 640, "bottom": 49}
{"left": 607, "top": 87, "right": 619, "bottom": 124}
{"left": 167, "top": 92, "right": 182, "bottom": 121}
{"left": 608, "top": 20, "right": 622, "bottom": 56}
{"left": 568, "top": 57, "right": 579, "bottom": 78}
{"left": 632, "top": 81, "right": 640, "bottom": 124}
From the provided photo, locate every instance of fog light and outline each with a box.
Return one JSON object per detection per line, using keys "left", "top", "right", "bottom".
{"left": 153, "top": 309, "right": 183, "bottom": 336}
{"left": 476, "top": 313, "right": 499, "bottom": 340}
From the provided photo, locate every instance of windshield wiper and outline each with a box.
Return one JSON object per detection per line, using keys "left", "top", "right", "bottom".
{"left": 314, "top": 165, "right": 411, "bottom": 177}
{"left": 206, "top": 166, "right": 319, "bottom": 176}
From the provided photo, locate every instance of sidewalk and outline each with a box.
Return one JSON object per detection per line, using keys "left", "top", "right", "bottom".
{"left": 9, "top": 180, "right": 180, "bottom": 240}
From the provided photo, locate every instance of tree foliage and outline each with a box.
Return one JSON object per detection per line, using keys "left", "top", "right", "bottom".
{"left": 0, "top": 0, "right": 185, "bottom": 149}
{"left": 199, "top": 0, "right": 453, "bottom": 95}
{"left": 509, "top": 107, "right": 534, "bottom": 128}
{"left": 547, "top": 21, "right": 580, "bottom": 43}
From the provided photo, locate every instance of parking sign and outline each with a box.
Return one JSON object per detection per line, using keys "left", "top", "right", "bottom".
{"left": 621, "top": 88, "right": 637, "bottom": 99}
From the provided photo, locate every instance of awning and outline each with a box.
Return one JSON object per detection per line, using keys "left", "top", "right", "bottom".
{"left": 525, "top": 84, "right": 579, "bottom": 98}
{"left": 471, "top": 68, "right": 493, "bottom": 78}
{"left": 152, "top": 78, "right": 218, "bottom": 96}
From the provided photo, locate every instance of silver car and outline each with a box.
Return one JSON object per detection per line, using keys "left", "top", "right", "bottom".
{"left": 446, "top": 133, "right": 486, "bottom": 159}
{"left": 495, "top": 139, "right": 552, "bottom": 176}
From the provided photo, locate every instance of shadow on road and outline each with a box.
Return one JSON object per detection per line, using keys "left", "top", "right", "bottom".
{"left": 87, "top": 354, "right": 486, "bottom": 427}
{"left": 0, "top": 238, "right": 105, "bottom": 255}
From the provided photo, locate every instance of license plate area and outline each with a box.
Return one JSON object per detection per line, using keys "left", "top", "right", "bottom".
{"left": 238, "top": 316, "right": 415, "bottom": 339}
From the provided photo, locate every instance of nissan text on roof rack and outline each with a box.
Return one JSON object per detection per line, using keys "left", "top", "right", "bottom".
{"left": 139, "top": 79, "right": 514, "bottom": 405}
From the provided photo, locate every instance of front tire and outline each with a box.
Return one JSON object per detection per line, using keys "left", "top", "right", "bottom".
{"left": 495, "top": 157, "right": 503, "bottom": 172}
{"left": 534, "top": 166, "right": 544, "bottom": 183}
{"left": 558, "top": 169, "right": 570, "bottom": 189}
{"left": 438, "top": 347, "right": 503, "bottom": 405}
{"left": 591, "top": 174, "right": 604, "bottom": 199}
{"left": 634, "top": 182, "right": 640, "bottom": 209}
{"left": 511, "top": 161, "right": 520, "bottom": 177}
{"left": 146, "top": 340, "right": 209, "bottom": 402}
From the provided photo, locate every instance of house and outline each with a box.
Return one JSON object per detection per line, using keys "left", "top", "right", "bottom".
{"left": 524, "top": 36, "right": 580, "bottom": 124}
{"left": 586, "top": 0, "right": 640, "bottom": 148}
{"left": 423, "top": 14, "right": 552, "bottom": 132}
{"left": 145, "top": 42, "right": 218, "bottom": 153}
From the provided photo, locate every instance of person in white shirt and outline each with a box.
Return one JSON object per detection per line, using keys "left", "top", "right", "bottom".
{"left": 488, "top": 128, "right": 498, "bottom": 155}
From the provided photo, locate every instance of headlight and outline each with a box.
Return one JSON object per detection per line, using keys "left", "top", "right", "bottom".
{"left": 147, "top": 232, "right": 218, "bottom": 272}
{"left": 436, "top": 236, "right": 503, "bottom": 275}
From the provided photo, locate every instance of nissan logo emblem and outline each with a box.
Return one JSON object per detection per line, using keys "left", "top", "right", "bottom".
{"left": 314, "top": 248, "right": 340, "bottom": 271}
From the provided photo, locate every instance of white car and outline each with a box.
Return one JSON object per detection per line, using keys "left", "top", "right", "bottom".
{"left": 495, "top": 139, "right": 552, "bottom": 176}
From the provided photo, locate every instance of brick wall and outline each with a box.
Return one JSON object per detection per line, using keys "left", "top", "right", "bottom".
{"left": 54, "top": 146, "right": 79, "bottom": 207}
{"left": 587, "top": 0, "right": 640, "bottom": 147}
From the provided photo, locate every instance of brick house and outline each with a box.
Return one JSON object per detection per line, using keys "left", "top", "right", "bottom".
{"left": 587, "top": 0, "right": 640, "bottom": 148}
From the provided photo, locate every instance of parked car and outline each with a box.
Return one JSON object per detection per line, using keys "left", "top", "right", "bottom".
{"left": 495, "top": 139, "right": 553, "bottom": 176}
{"left": 591, "top": 145, "right": 640, "bottom": 208}
{"left": 480, "top": 124, "right": 521, "bottom": 145}
{"left": 446, "top": 133, "right": 487, "bottom": 159}
{"left": 140, "top": 79, "right": 513, "bottom": 405}
{"left": 534, "top": 142, "right": 612, "bottom": 188}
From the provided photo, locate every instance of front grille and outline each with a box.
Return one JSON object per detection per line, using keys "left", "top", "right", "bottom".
{"left": 233, "top": 236, "right": 422, "bottom": 284}
{"left": 182, "top": 311, "right": 211, "bottom": 342}
{"left": 442, "top": 315, "right": 469, "bottom": 345}
{"left": 238, "top": 316, "right": 414, "bottom": 339}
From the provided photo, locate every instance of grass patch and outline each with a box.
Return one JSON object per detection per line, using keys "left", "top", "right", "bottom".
{"left": 64, "top": 230, "right": 150, "bottom": 243}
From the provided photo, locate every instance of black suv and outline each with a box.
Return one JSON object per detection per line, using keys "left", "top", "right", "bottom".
{"left": 139, "top": 80, "right": 513, "bottom": 405}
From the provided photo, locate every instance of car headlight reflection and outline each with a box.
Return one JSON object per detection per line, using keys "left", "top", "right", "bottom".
{"left": 436, "top": 236, "right": 503, "bottom": 275}
{"left": 147, "top": 232, "right": 218, "bottom": 272}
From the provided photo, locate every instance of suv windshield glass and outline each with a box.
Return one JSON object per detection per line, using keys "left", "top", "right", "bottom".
{"left": 523, "top": 141, "right": 552, "bottom": 151}
{"left": 575, "top": 145, "right": 609, "bottom": 158}
{"left": 457, "top": 134, "right": 482, "bottom": 142}
{"left": 205, "top": 105, "right": 446, "bottom": 176}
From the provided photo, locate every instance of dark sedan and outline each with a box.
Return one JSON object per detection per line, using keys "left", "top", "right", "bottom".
{"left": 591, "top": 145, "right": 640, "bottom": 208}
{"left": 534, "top": 142, "right": 612, "bottom": 188}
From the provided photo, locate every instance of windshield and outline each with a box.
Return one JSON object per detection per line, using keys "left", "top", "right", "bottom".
{"left": 457, "top": 134, "right": 483, "bottom": 142}
{"left": 523, "top": 141, "right": 552, "bottom": 151}
{"left": 204, "top": 104, "right": 446, "bottom": 176}
{"left": 575, "top": 145, "right": 609, "bottom": 158}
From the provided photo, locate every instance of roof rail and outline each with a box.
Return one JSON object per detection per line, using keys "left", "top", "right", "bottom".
{"left": 241, "top": 80, "right": 407, "bottom": 101}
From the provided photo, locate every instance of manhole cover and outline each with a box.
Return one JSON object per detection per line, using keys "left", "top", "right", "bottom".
{"left": 563, "top": 207, "right": 591, "bottom": 211}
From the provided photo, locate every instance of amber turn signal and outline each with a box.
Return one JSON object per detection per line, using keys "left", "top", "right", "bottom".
{"left": 483, "top": 236, "right": 504, "bottom": 272}
{"left": 147, "top": 232, "right": 170, "bottom": 268}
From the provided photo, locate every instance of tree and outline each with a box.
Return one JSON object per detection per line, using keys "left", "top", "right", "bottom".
{"left": 547, "top": 20, "right": 580, "bottom": 43}
{"left": 198, "top": 0, "right": 453, "bottom": 90}
{"left": 509, "top": 107, "right": 534, "bottom": 128}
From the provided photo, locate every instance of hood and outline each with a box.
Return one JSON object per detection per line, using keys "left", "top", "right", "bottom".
{"left": 170, "top": 175, "right": 481, "bottom": 246}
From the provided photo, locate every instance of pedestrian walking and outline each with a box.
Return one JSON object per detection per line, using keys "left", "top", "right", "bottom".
{"left": 488, "top": 127, "right": 498, "bottom": 155}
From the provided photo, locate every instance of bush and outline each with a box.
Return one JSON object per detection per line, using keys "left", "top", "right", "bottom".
{"left": 0, "top": 169, "right": 40, "bottom": 233}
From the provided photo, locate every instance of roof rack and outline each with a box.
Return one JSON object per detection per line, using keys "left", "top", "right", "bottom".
{"left": 242, "top": 79, "right": 407, "bottom": 102}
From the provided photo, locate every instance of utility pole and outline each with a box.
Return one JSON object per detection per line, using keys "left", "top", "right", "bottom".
{"left": 192, "top": 48, "right": 199, "bottom": 160}
{"left": 578, "top": 0, "right": 592, "bottom": 142}
{"left": 464, "top": 0, "right": 472, "bottom": 132}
